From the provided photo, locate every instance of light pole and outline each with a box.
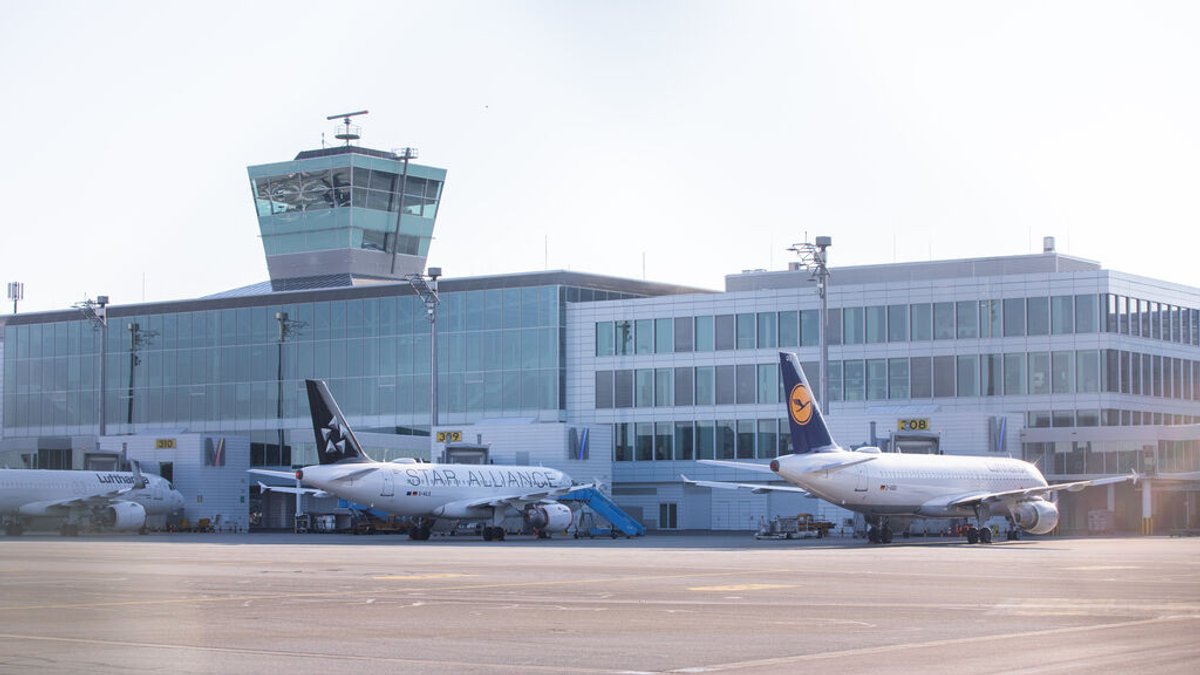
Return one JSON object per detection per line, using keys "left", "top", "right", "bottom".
{"left": 389, "top": 146, "right": 419, "bottom": 276}
{"left": 275, "top": 311, "right": 305, "bottom": 519}
{"left": 75, "top": 295, "right": 110, "bottom": 440}
{"left": 406, "top": 267, "right": 441, "bottom": 430}
{"left": 788, "top": 236, "right": 832, "bottom": 411}
{"left": 125, "top": 322, "right": 158, "bottom": 428}
{"left": 274, "top": 311, "right": 306, "bottom": 463}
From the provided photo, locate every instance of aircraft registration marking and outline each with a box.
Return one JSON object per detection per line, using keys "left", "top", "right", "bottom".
{"left": 373, "top": 573, "right": 478, "bottom": 581}
{"left": 689, "top": 583, "right": 798, "bottom": 592}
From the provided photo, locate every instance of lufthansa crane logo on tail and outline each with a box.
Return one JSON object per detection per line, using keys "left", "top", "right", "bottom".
{"left": 789, "top": 383, "right": 814, "bottom": 426}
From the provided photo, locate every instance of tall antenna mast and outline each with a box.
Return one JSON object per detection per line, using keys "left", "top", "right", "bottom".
{"left": 326, "top": 110, "right": 369, "bottom": 146}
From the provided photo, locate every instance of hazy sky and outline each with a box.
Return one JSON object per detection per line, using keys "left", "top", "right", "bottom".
{"left": 2, "top": 1, "right": 1198, "bottom": 314}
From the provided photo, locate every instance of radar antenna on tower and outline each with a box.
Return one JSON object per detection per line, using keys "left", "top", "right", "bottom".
{"left": 326, "top": 110, "right": 369, "bottom": 145}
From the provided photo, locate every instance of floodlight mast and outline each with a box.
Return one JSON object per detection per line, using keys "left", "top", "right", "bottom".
{"left": 787, "top": 236, "right": 832, "bottom": 412}
{"left": 407, "top": 268, "right": 441, "bottom": 431}
{"left": 74, "top": 295, "right": 110, "bottom": 440}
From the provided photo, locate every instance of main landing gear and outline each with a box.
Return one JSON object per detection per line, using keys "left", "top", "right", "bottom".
{"left": 407, "top": 521, "right": 432, "bottom": 540}
{"left": 963, "top": 525, "right": 992, "bottom": 545}
{"left": 481, "top": 526, "right": 506, "bottom": 541}
{"left": 866, "top": 520, "right": 894, "bottom": 544}
{"left": 867, "top": 525, "right": 894, "bottom": 544}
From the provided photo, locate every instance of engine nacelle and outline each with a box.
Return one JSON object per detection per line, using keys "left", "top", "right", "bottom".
{"left": 105, "top": 501, "right": 147, "bottom": 531}
{"left": 524, "top": 503, "right": 573, "bottom": 532}
{"left": 1012, "top": 498, "right": 1059, "bottom": 535}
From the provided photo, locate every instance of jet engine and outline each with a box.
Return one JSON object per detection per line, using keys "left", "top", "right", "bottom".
{"left": 524, "top": 503, "right": 573, "bottom": 532}
{"left": 103, "top": 501, "right": 148, "bottom": 531}
{"left": 1012, "top": 498, "right": 1058, "bottom": 535}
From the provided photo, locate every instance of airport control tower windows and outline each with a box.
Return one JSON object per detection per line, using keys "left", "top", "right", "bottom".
{"left": 253, "top": 169, "right": 442, "bottom": 217}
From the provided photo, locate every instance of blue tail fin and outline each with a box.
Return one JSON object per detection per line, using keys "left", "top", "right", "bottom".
{"left": 306, "top": 379, "right": 372, "bottom": 465}
{"left": 779, "top": 352, "right": 837, "bottom": 453}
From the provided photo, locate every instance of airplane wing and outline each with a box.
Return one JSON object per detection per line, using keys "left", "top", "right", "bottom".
{"left": 255, "top": 481, "right": 332, "bottom": 498}
{"left": 329, "top": 466, "right": 378, "bottom": 483}
{"left": 696, "top": 460, "right": 776, "bottom": 474}
{"left": 699, "top": 454, "right": 876, "bottom": 475}
{"left": 248, "top": 468, "right": 298, "bottom": 480}
{"left": 681, "top": 474, "right": 811, "bottom": 496}
{"left": 946, "top": 470, "right": 1140, "bottom": 510}
{"left": 461, "top": 481, "right": 593, "bottom": 511}
{"left": 17, "top": 475, "right": 152, "bottom": 515}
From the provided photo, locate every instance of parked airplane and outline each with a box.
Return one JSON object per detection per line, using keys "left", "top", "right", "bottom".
{"left": 250, "top": 379, "right": 588, "bottom": 541}
{"left": 684, "top": 352, "right": 1138, "bottom": 544}
{"left": 1, "top": 461, "right": 185, "bottom": 536}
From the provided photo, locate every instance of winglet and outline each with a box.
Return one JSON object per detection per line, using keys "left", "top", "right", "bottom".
{"left": 1130, "top": 468, "right": 1142, "bottom": 486}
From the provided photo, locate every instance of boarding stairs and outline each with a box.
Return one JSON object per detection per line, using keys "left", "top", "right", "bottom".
{"left": 558, "top": 487, "right": 645, "bottom": 537}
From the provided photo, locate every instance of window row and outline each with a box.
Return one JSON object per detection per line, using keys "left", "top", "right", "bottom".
{"left": 596, "top": 311, "right": 821, "bottom": 356}
{"left": 612, "top": 418, "right": 791, "bottom": 462}
{"left": 1105, "top": 294, "right": 1200, "bottom": 345}
{"left": 595, "top": 350, "right": 1200, "bottom": 408}
{"left": 253, "top": 169, "right": 442, "bottom": 217}
{"left": 1026, "top": 409, "right": 1199, "bottom": 428}
{"left": 3, "top": 369, "right": 563, "bottom": 433}
{"left": 6, "top": 286, "right": 569, "bottom": 358}
{"left": 595, "top": 294, "right": 1120, "bottom": 357}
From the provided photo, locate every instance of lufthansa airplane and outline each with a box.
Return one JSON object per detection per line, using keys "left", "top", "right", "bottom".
{"left": 1, "top": 461, "right": 185, "bottom": 536}
{"left": 250, "top": 380, "right": 589, "bottom": 541}
{"left": 684, "top": 352, "right": 1137, "bottom": 544}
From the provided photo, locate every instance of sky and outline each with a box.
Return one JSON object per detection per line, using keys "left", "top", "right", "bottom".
{"left": 1, "top": 1, "right": 1198, "bottom": 314}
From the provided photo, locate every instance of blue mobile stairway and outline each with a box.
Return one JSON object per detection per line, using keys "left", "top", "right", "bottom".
{"left": 558, "top": 487, "right": 645, "bottom": 538}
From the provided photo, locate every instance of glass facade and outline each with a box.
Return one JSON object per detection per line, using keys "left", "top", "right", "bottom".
{"left": 3, "top": 281, "right": 650, "bottom": 465}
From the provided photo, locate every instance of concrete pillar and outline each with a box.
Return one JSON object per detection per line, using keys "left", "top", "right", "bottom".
{"left": 1141, "top": 479, "right": 1153, "bottom": 535}
{"left": 1107, "top": 483, "right": 1115, "bottom": 512}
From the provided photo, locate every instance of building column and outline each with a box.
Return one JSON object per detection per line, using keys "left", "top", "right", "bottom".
{"left": 1107, "top": 483, "right": 1115, "bottom": 512}
{"left": 1141, "top": 479, "right": 1153, "bottom": 535}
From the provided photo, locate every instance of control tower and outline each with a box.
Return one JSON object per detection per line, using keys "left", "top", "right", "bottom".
{"left": 246, "top": 112, "right": 446, "bottom": 289}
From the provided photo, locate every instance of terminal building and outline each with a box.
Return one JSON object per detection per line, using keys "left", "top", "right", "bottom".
{"left": 2, "top": 128, "right": 1198, "bottom": 535}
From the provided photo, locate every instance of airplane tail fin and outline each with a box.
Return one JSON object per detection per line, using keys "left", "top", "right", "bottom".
{"left": 130, "top": 460, "right": 147, "bottom": 489}
{"left": 779, "top": 352, "right": 837, "bottom": 454}
{"left": 306, "top": 379, "right": 373, "bottom": 465}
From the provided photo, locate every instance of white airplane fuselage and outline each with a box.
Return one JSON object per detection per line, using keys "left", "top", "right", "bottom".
{"left": 776, "top": 450, "right": 1047, "bottom": 518}
{"left": 300, "top": 461, "right": 573, "bottom": 520}
{"left": 0, "top": 469, "right": 185, "bottom": 531}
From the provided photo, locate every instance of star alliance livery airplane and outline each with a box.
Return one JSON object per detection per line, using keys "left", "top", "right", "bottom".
{"left": 1, "top": 461, "right": 185, "bottom": 536}
{"left": 684, "top": 352, "right": 1138, "bottom": 544}
{"left": 250, "top": 380, "right": 588, "bottom": 541}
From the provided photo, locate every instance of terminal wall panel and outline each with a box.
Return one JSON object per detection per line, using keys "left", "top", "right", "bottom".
{"left": 101, "top": 434, "right": 250, "bottom": 531}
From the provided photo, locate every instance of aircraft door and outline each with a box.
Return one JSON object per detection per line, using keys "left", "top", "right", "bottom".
{"left": 853, "top": 464, "right": 869, "bottom": 493}
{"left": 381, "top": 469, "right": 394, "bottom": 497}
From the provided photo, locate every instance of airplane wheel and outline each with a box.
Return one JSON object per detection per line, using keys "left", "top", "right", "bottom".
{"left": 481, "top": 527, "right": 493, "bottom": 541}
{"left": 880, "top": 528, "right": 893, "bottom": 544}
{"left": 495, "top": 528, "right": 505, "bottom": 541}
{"left": 965, "top": 528, "right": 979, "bottom": 545}
{"left": 1011, "top": 529, "right": 1022, "bottom": 541}
{"left": 979, "top": 527, "right": 993, "bottom": 544}
{"left": 867, "top": 527, "right": 880, "bottom": 544}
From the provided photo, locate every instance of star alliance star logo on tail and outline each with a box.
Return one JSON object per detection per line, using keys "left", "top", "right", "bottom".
{"left": 322, "top": 415, "right": 347, "bottom": 455}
